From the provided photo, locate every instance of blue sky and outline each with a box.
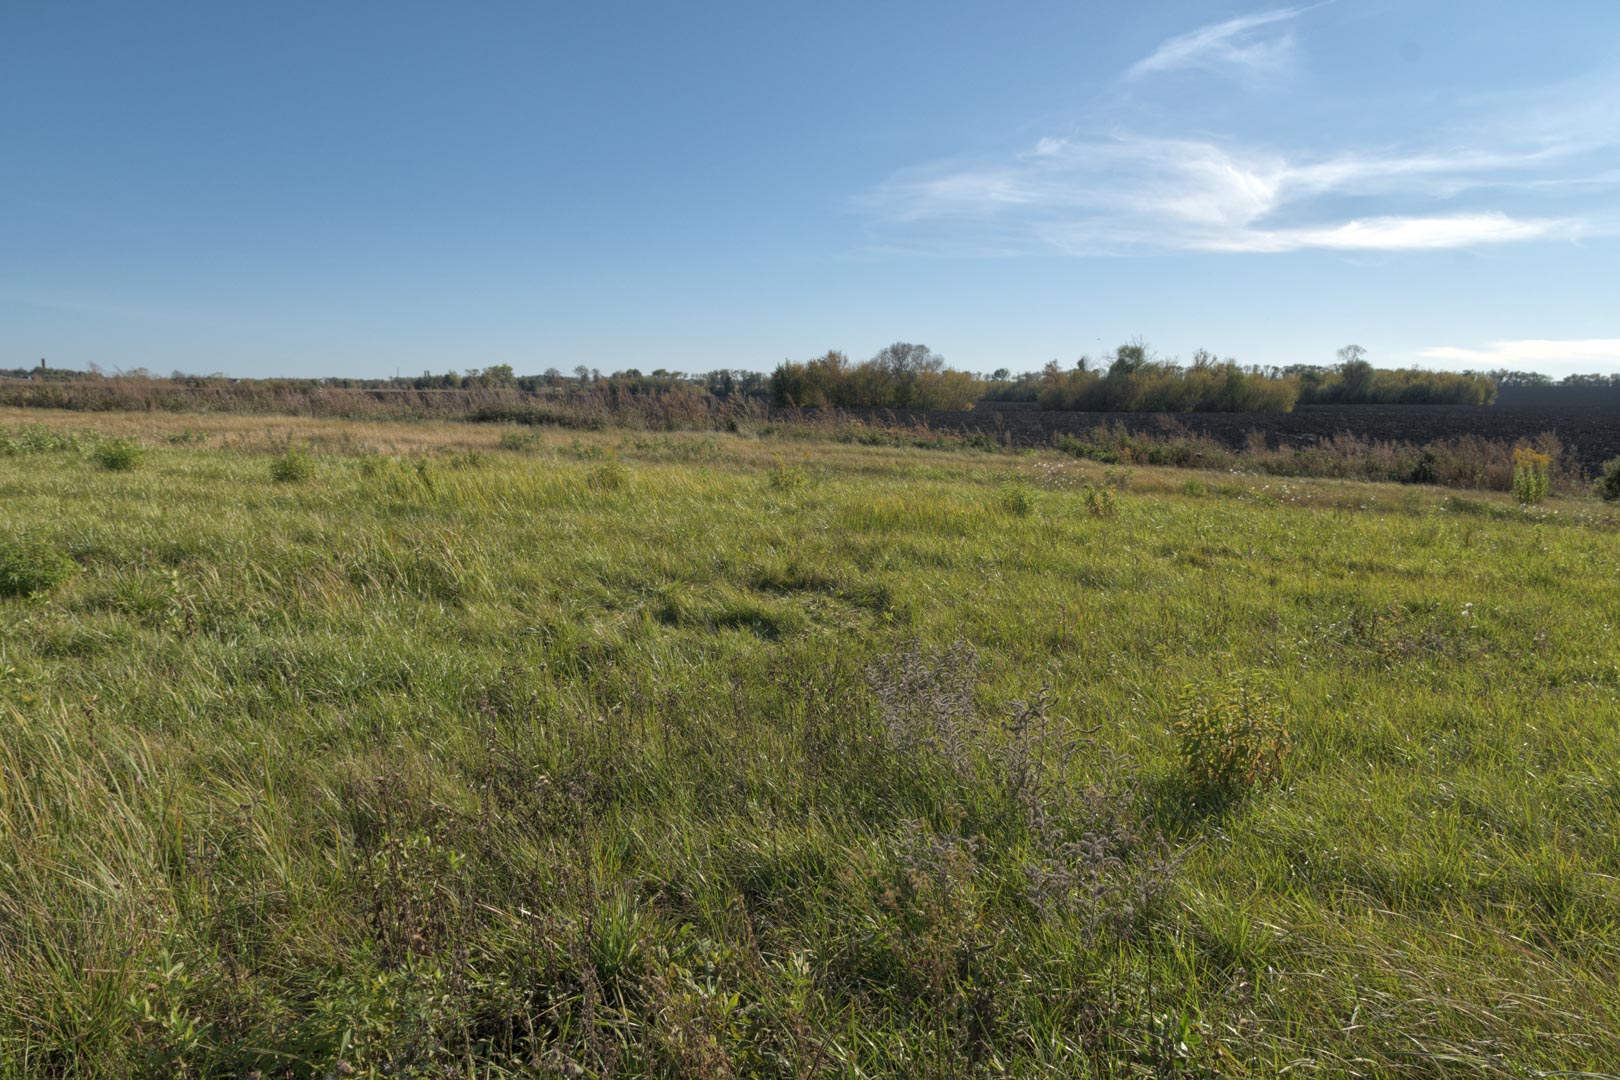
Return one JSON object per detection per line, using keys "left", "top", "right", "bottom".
{"left": 4, "top": 1, "right": 1618, "bottom": 378}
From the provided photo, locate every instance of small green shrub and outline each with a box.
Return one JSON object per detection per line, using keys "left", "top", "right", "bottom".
{"left": 1082, "top": 483, "right": 1118, "bottom": 517}
{"left": 91, "top": 438, "right": 145, "bottom": 471}
{"left": 0, "top": 535, "right": 77, "bottom": 598}
{"left": 497, "top": 428, "right": 542, "bottom": 453}
{"left": 1511, "top": 447, "right": 1551, "bottom": 505}
{"left": 1173, "top": 676, "right": 1289, "bottom": 795}
{"left": 1054, "top": 435, "right": 1121, "bottom": 464}
{"left": 767, "top": 457, "right": 810, "bottom": 491}
{"left": 269, "top": 446, "right": 315, "bottom": 483}
{"left": 1596, "top": 457, "right": 1620, "bottom": 501}
{"left": 962, "top": 432, "right": 999, "bottom": 452}
{"left": 996, "top": 480, "right": 1037, "bottom": 516}
{"left": 586, "top": 459, "right": 629, "bottom": 492}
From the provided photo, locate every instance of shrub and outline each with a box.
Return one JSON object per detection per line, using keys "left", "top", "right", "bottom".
{"left": 767, "top": 457, "right": 809, "bottom": 491}
{"left": 91, "top": 437, "right": 145, "bottom": 471}
{"left": 1173, "top": 676, "right": 1289, "bottom": 796}
{"left": 961, "top": 432, "right": 999, "bottom": 452}
{"left": 1511, "top": 447, "right": 1551, "bottom": 505}
{"left": 1596, "top": 457, "right": 1620, "bottom": 501}
{"left": 995, "top": 480, "right": 1036, "bottom": 516}
{"left": 1054, "top": 435, "right": 1121, "bottom": 464}
{"left": 0, "top": 535, "right": 77, "bottom": 598}
{"left": 269, "top": 446, "right": 315, "bottom": 483}
{"left": 1082, "top": 483, "right": 1117, "bottom": 517}
{"left": 497, "top": 428, "right": 542, "bottom": 452}
{"left": 586, "top": 459, "right": 629, "bottom": 492}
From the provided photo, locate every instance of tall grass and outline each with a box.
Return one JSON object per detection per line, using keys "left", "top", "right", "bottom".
{"left": 1, "top": 411, "right": 1618, "bottom": 1076}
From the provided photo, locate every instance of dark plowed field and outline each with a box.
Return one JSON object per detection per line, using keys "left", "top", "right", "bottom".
{"left": 814, "top": 405, "right": 1620, "bottom": 473}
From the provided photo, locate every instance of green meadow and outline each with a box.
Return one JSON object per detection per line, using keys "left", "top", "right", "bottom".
{"left": 2, "top": 409, "right": 1618, "bottom": 1078}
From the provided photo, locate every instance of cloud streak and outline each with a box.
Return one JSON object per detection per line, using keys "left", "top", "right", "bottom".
{"left": 1420, "top": 339, "right": 1620, "bottom": 372}
{"left": 856, "top": 4, "right": 1616, "bottom": 258}
{"left": 1125, "top": 6, "right": 1312, "bottom": 79}
{"left": 1198, "top": 213, "right": 1566, "bottom": 252}
{"left": 863, "top": 135, "right": 1581, "bottom": 255}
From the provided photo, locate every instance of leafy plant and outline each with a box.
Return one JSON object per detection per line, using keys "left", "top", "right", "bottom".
{"left": 1173, "top": 675, "right": 1290, "bottom": 796}
{"left": 1082, "top": 482, "right": 1118, "bottom": 517}
{"left": 995, "top": 480, "right": 1036, "bottom": 516}
{"left": 497, "top": 427, "right": 542, "bottom": 452}
{"left": 91, "top": 437, "right": 145, "bottom": 471}
{"left": 0, "top": 534, "right": 77, "bottom": 598}
{"left": 768, "top": 457, "right": 810, "bottom": 491}
{"left": 268, "top": 446, "right": 315, "bottom": 483}
{"left": 1511, "top": 447, "right": 1551, "bottom": 505}
{"left": 586, "top": 458, "right": 629, "bottom": 492}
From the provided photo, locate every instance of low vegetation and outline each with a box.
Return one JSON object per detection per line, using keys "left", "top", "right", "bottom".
{"left": 1047, "top": 424, "right": 1587, "bottom": 494}
{"left": 88, "top": 436, "right": 145, "bottom": 471}
{"left": 268, "top": 445, "right": 316, "bottom": 483}
{"left": 1596, "top": 456, "right": 1620, "bottom": 501}
{"left": 0, "top": 533, "right": 77, "bottom": 598}
{"left": 1512, "top": 446, "right": 1553, "bottom": 505}
{"left": 1, "top": 407, "right": 1618, "bottom": 1076}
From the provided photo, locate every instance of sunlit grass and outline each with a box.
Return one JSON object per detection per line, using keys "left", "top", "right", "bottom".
{"left": 2, "top": 408, "right": 1618, "bottom": 1077}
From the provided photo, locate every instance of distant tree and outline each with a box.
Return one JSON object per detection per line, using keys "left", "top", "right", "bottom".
{"left": 1330, "top": 346, "right": 1372, "bottom": 401}
{"left": 1108, "top": 340, "right": 1151, "bottom": 376}
{"left": 463, "top": 364, "right": 516, "bottom": 388}
{"left": 707, "top": 370, "right": 736, "bottom": 397}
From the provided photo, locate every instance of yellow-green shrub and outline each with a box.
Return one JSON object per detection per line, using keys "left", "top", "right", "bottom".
{"left": 1173, "top": 676, "right": 1289, "bottom": 795}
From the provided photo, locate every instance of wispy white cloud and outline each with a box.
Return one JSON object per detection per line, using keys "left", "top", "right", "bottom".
{"left": 1198, "top": 212, "right": 1568, "bottom": 253}
{"left": 857, "top": 4, "right": 1617, "bottom": 259}
{"left": 1420, "top": 338, "right": 1620, "bottom": 372}
{"left": 862, "top": 135, "right": 1580, "bottom": 255}
{"left": 1126, "top": 6, "right": 1312, "bottom": 80}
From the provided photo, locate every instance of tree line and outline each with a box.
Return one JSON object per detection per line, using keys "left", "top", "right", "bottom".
{"left": 1285, "top": 346, "right": 1496, "bottom": 406}
{"left": 9, "top": 341, "right": 1548, "bottom": 412}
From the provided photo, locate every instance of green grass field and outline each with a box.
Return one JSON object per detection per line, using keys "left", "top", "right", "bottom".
{"left": 2, "top": 409, "right": 1618, "bottom": 1078}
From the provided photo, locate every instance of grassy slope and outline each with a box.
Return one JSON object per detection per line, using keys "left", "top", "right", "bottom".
{"left": 2, "top": 409, "right": 1618, "bottom": 1077}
